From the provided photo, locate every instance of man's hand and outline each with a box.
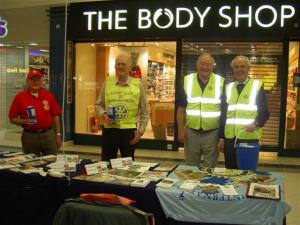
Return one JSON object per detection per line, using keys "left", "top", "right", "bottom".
{"left": 102, "top": 112, "right": 114, "bottom": 125}
{"left": 178, "top": 128, "right": 186, "bottom": 144}
{"left": 130, "top": 130, "right": 142, "bottom": 145}
{"left": 243, "top": 122, "right": 256, "bottom": 132}
{"left": 56, "top": 134, "right": 62, "bottom": 149}
{"left": 217, "top": 139, "right": 225, "bottom": 153}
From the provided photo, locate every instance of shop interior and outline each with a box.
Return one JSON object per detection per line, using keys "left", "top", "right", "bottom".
{"left": 286, "top": 42, "right": 300, "bottom": 149}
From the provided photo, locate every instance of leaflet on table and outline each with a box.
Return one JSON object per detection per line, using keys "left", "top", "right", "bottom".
{"left": 120, "top": 164, "right": 150, "bottom": 172}
{"left": 199, "top": 183, "right": 221, "bottom": 194}
{"left": 179, "top": 180, "right": 199, "bottom": 191}
{"left": 56, "top": 154, "right": 79, "bottom": 164}
{"left": 131, "top": 178, "right": 151, "bottom": 187}
{"left": 0, "top": 159, "right": 20, "bottom": 170}
{"left": 175, "top": 169, "right": 207, "bottom": 181}
{"left": 153, "top": 162, "right": 177, "bottom": 172}
{"left": 219, "top": 185, "right": 239, "bottom": 196}
{"left": 132, "top": 161, "right": 158, "bottom": 168}
{"left": 107, "top": 168, "right": 141, "bottom": 179}
{"left": 156, "top": 178, "right": 178, "bottom": 188}
{"left": 3, "top": 153, "right": 37, "bottom": 164}
{"left": 110, "top": 157, "right": 133, "bottom": 168}
{"left": 47, "top": 161, "right": 76, "bottom": 172}
{"left": 3, "top": 151, "right": 23, "bottom": 157}
{"left": 84, "top": 161, "right": 108, "bottom": 175}
{"left": 212, "top": 167, "right": 227, "bottom": 176}
{"left": 137, "top": 171, "right": 168, "bottom": 181}
{"left": 247, "top": 183, "right": 280, "bottom": 200}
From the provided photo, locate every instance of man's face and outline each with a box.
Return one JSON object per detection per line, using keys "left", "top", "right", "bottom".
{"left": 197, "top": 56, "right": 214, "bottom": 78}
{"left": 115, "top": 56, "right": 129, "bottom": 78}
{"left": 232, "top": 58, "right": 250, "bottom": 82}
{"left": 27, "top": 76, "right": 42, "bottom": 92}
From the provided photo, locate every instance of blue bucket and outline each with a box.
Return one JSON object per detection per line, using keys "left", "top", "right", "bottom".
{"left": 236, "top": 142, "right": 260, "bottom": 171}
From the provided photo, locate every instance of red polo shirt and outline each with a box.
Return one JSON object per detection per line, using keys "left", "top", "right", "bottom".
{"left": 8, "top": 88, "right": 62, "bottom": 131}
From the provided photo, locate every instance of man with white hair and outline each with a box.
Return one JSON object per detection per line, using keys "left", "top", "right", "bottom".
{"left": 95, "top": 55, "right": 149, "bottom": 161}
{"left": 177, "top": 53, "right": 224, "bottom": 167}
{"left": 218, "top": 55, "right": 269, "bottom": 169}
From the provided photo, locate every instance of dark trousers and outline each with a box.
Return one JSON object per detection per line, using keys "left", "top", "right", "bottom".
{"left": 101, "top": 128, "right": 136, "bottom": 161}
{"left": 21, "top": 128, "right": 57, "bottom": 156}
{"left": 224, "top": 138, "right": 259, "bottom": 169}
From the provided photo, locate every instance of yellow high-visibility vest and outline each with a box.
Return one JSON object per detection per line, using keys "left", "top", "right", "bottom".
{"left": 104, "top": 77, "right": 140, "bottom": 129}
{"left": 224, "top": 79, "right": 262, "bottom": 139}
{"left": 184, "top": 73, "right": 224, "bottom": 130}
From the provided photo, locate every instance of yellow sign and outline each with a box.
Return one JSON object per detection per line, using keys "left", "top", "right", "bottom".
{"left": 6, "top": 67, "right": 28, "bottom": 74}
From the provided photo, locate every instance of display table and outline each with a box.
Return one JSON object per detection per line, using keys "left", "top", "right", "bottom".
{"left": 0, "top": 162, "right": 290, "bottom": 225}
{"left": 156, "top": 165, "right": 290, "bottom": 225}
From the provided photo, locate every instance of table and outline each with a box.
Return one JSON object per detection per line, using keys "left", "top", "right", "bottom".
{"left": 0, "top": 163, "right": 290, "bottom": 225}
{"left": 156, "top": 165, "right": 290, "bottom": 225}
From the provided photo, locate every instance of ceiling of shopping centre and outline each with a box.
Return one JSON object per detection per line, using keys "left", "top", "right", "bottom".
{"left": 0, "top": 0, "right": 104, "bottom": 9}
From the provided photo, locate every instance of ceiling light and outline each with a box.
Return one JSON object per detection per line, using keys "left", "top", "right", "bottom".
{"left": 29, "top": 42, "right": 38, "bottom": 46}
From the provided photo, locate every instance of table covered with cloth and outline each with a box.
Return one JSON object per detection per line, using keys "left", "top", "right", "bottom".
{"left": 155, "top": 165, "right": 291, "bottom": 225}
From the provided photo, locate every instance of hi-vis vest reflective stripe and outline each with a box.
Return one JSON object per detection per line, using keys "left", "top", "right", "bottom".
{"left": 225, "top": 79, "right": 262, "bottom": 139}
{"left": 184, "top": 73, "right": 224, "bottom": 130}
{"left": 104, "top": 77, "right": 140, "bottom": 129}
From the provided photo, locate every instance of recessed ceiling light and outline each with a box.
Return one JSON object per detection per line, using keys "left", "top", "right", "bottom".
{"left": 40, "top": 49, "right": 49, "bottom": 52}
{"left": 29, "top": 43, "right": 38, "bottom": 46}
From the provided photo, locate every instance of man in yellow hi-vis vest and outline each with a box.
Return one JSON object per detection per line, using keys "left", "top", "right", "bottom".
{"left": 95, "top": 55, "right": 149, "bottom": 161}
{"left": 177, "top": 53, "right": 225, "bottom": 167}
{"left": 218, "top": 55, "right": 269, "bottom": 169}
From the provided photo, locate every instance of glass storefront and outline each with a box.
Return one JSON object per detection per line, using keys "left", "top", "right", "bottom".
{"left": 74, "top": 41, "right": 176, "bottom": 141}
{"left": 0, "top": 6, "right": 49, "bottom": 143}
{"left": 285, "top": 41, "right": 300, "bottom": 149}
{"left": 181, "top": 42, "right": 283, "bottom": 147}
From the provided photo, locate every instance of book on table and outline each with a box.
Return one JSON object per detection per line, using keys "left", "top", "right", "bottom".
{"left": 246, "top": 183, "right": 280, "bottom": 200}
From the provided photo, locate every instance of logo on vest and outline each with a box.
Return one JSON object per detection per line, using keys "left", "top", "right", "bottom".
{"left": 115, "top": 104, "right": 128, "bottom": 120}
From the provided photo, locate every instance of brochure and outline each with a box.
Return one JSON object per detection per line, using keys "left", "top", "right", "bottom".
{"left": 156, "top": 178, "right": 178, "bottom": 188}
{"left": 153, "top": 162, "right": 177, "bottom": 172}
{"left": 138, "top": 171, "right": 168, "bottom": 182}
{"left": 247, "top": 183, "right": 280, "bottom": 200}
{"left": 131, "top": 178, "right": 151, "bottom": 187}
{"left": 179, "top": 180, "right": 199, "bottom": 191}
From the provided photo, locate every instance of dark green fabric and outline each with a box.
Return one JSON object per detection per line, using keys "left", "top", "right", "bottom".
{"left": 53, "top": 201, "right": 148, "bottom": 225}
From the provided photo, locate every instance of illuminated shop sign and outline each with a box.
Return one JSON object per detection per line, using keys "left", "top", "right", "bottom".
{"left": 0, "top": 17, "right": 8, "bottom": 38}
{"left": 69, "top": 0, "right": 300, "bottom": 39}
{"left": 83, "top": 5, "right": 296, "bottom": 31}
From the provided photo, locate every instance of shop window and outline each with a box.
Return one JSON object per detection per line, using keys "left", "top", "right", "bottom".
{"left": 285, "top": 42, "right": 300, "bottom": 149}
{"left": 74, "top": 42, "right": 176, "bottom": 141}
{"left": 181, "top": 41, "right": 283, "bottom": 147}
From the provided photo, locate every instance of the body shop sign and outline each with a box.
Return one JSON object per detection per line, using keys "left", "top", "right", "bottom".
{"left": 0, "top": 17, "right": 8, "bottom": 38}
{"left": 69, "top": 0, "right": 300, "bottom": 40}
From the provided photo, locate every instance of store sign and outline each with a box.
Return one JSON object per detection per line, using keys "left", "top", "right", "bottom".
{"left": 83, "top": 5, "right": 296, "bottom": 31}
{"left": 69, "top": 0, "right": 300, "bottom": 40}
{"left": 6, "top": 67, "right": 28, "bottom": 73}
{"left": 0, "top": 17, "right": 8, "bottom": 38}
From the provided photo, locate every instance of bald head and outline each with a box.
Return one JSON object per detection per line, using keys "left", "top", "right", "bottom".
{"left": 115, "top": 54, "right": 130, "bottom": 79}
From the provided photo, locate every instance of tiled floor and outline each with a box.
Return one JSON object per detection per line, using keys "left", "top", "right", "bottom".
{"left": 1, "top": 140, "right": 300, "bottom": 225}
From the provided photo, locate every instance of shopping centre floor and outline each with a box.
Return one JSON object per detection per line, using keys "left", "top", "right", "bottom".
{"left": 1, "top": 138, "right": 300, "bottom": 225}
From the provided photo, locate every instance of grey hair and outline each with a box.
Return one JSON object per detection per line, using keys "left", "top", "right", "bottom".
{"left": 197, "top": 52, "right": 215, "bottom": 66}
{"left": 115, "top": 54, "right": 130, "bottom": 64}
{"left": 231, "top": 55, "right": 251, "bottom": 68}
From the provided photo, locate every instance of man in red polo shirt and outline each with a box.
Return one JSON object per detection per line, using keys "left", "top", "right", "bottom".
{"left": 8, "top": 70, "right": 62, "bottom": 155}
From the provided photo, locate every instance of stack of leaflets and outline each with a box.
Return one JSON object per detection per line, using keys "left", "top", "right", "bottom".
{"left": 179, "top": 180, "right": 199, "bottom": 191}
{"left": 156, "top": 178, "right": 178, "bottom": 188}
{"left": 212, "top": 167, "right": 227, "bottom": 176}
{"left": 175, "top": 169, "right": 207, "bottom": 181}
{"left": 120, "top": 165, "right": 150, "bottom": 173}
{"left": 199, "top": 183, "right": 220, "bottom": 194}
{"left": 110, "top": 157, "right": 133, "bottom": 168}
{"left": 84, "top": 161, "right": 108, "bottom": 175}
{"left": 107, "top": 168, "right": 141, "bottom": 179}
{"left": 154, "top": 162, "right": 177, "bottom": 172}
{"left": 219, "top": 185, "right": 239, "bottom": 196}
{"left": 0, "top": 160, "right": 20, "bottom": 170}
{"left": 47, "top": 154, "right": 80, "bottom": 172}
{"left": 131, "top": 178, "right": 151, "bottom": 187}
{"left": 3, "top": 153, "right": 37, "bottom": 164}
{"left": 137, "top": 171, "right": 168, "bottom": 182}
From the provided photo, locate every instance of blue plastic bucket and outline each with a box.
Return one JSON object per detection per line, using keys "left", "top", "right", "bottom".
{"left": 236, "top": 142, "right": 260, "bottom": 170}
